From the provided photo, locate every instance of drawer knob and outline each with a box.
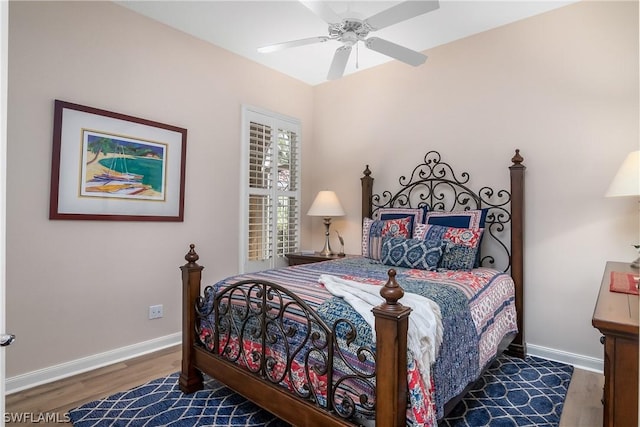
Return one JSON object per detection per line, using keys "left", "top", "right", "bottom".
{"left": 600, "top": 336, "right": 605, "bottom": 344}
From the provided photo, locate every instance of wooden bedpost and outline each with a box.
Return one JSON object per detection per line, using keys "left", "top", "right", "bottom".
{"left": 373, "top": 269, "right": 411, "bottom": 427}
{"left": 508, "top": 150, "right": 527, "bottom": 359}
{"left": 179, "top": 244, "right": 204, "bottom": 393}
{"left": 361, "top": 165, "right": 374, "bottom": 220}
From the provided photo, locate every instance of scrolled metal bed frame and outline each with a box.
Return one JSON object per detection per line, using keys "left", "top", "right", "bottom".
{"left": 179, "top": 150, "right": 526, "bottom": 426}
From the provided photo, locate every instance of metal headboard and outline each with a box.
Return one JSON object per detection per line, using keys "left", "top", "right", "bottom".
{"left": 362, "top": 151, "right": 516, "bottom": 272}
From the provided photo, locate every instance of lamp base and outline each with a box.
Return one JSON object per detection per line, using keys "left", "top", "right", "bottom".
{"left": 318, "top": 217, "right": 334, "bottom": 256}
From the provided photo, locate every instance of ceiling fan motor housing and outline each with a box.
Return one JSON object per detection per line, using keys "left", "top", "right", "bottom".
{"left": 329, "top": 19, "right": 370, "bottom": 44}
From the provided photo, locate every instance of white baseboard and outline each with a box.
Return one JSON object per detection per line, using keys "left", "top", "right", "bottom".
{"left": 5, "top": 336, "right": 603, "bottom": 394}
{"left": 527, "top": 343, "right": 603, "bottom": 373}
{"left": 5, "top": 332, "right": 181, "bottom": 395}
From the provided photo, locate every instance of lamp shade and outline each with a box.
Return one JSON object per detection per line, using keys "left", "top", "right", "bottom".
{"left": 606, "top": 150, "right": 640, "bottom": 197}
{"left": 307, "top": 190, "right": 345, "bottom": 217}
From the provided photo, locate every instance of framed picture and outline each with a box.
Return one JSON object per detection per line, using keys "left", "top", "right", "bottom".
{"left": 49, "top": 100, "right": 187, "bottom": 221}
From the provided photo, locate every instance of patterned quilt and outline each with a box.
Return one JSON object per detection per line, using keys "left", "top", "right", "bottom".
{"left": 199, "top": 257, "right": 517, "bottom": 426}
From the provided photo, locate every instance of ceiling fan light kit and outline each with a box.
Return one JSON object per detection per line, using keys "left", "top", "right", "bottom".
{"left": 258, "top": 0, "right": 440, "bottom": 80}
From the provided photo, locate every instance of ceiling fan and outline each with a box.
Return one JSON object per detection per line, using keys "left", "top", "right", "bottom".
{"left": 258, "top": 1, "right": 440, "bottom": 80}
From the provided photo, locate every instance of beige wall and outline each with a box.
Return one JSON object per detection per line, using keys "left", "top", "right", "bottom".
{"left": 310, "top": 1, "right": 638, "bottom": 362}
{"left": 5, "top": 0, "right": 638, "bottom": 382}
{"left": 6, "top": 1, "right": 314, "bottom": 378}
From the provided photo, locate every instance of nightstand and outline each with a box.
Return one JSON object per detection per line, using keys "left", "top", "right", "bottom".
{"left": 592, "top": 261, "right": 639, "bottom": 427}
{"left": 285, "top": 252, "right": 350, "bottom": 266}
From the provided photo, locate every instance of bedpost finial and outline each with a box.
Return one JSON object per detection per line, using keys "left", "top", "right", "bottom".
{"left": 185, "top": 244, "right": 199, "bottom": 266}
{"left": 380, "top": 268, "right": 404, "bottom": 305}
{"left": 511, "top": 149, "right": 524, "bottom": 165}
{"left": 363, "top": 165, "right": 371, "bottom": 177}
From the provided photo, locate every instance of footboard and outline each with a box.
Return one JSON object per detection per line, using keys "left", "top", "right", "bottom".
{"left": 179, "top": 244, "right": 411, "bottom": 427}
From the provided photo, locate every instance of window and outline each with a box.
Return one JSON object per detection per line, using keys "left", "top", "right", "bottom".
{"left": 241, "top": 106, "right": 300, "bottom": 273}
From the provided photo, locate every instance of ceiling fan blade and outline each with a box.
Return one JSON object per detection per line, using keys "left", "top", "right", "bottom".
{"left": 327, "top": 46, "right": 352, "bottom": 80}
{"left": 299, "top": 1, "right": 342, "bottom": 24}
{"left": 365, "top": 0, "right": 440, "bottom": 31}
{"left": 258, "top": 36, "right": 331, "bottom": 53}
{"left": 365, "top": 37, "right": 427, "bottom": 66}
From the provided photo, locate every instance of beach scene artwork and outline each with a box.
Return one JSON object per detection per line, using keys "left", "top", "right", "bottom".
{"left": 80, "top": 130, "right": 167, "bottom": 201}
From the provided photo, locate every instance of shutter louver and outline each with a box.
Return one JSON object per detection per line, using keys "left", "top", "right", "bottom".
{"left": 248, "top": 194, "right": 273, "bottom": 261}
{"left": 249, "top": 122, "right": 273, "bottom": 190}
{"left": 276, "top": 196, "right": 298, "bottom": 256}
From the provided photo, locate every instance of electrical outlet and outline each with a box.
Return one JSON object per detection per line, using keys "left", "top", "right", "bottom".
{"left": 148, "top": 304, "right": 163, "bottom": 319}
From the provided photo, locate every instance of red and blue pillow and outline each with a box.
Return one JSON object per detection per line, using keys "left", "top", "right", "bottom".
{"left": 379, "top": 207, "right": 427, "bottom": 237}
{"left": 361, "top": 216, "right": 412, "bottom": 261}
{"left": 414, "top": 223, "right": 484, "bottom": 271}
{"left": 423, "top": 208, "right": 487, "bottom": 267}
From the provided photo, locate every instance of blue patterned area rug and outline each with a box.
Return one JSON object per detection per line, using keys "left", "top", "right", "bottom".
{"left": 69, "top": 355, "right": 572, "bottom": 427}
{"left": 441, "top": 355, "right": 574, "bottom": 427}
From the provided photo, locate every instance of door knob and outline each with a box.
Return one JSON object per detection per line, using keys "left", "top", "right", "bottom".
{"left": 1, "top": 334, "right": 15, "bottom": 347}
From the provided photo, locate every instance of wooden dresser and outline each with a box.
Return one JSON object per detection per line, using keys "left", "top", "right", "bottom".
{"left": 592, "top": 261, "right": 639, "bottom": 427}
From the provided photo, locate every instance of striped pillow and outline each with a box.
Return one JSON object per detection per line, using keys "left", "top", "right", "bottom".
{"left": 361, "top": 217, "right": 411, "bottom": 260}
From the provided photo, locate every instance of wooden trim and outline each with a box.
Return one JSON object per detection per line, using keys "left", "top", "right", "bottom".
{"left": 507, "top": 149, "right": 526, "bottom": 358}
{"left": 373, "top": 269, "right": 411, "bottom": 427}
{"left": 193, "top": 347, "right": 353, "bottom": 427}
{"left": 361, "top": 165, "right": 373, "bottom": 221}
{"left": 179, "top": 244, "right": 204, "bottom": 393}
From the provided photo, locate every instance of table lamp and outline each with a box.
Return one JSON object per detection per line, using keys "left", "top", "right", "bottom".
{"left": 307, "top": 190, "right": 345, "bottom": 256}
{"left": 605, "top": 150, "right": 640, "bottom": 268}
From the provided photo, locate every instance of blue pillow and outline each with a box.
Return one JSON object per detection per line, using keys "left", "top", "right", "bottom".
{"left": 423, "top": 209, "right": 487, "bottom": 267}
{"left": 380, "top": 236, "right": 443, "bottom": 271}
{"left": 414, "top": 224, "right": 484, "bottom": 271}
{"left": 424, "top": 208, "right": 487, "bottom": 229}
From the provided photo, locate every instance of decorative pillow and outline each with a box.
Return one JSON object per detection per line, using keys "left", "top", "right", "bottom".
{"left": 380, "top": 236, "right": 442, "bottom": 270}
{"left": 422, "top": 209, "right": 488, "bottom": 267}
{"left": 362, "top": 217, "right": 412, "bottom": 261}
{"left": 414, "top": 224, "right": 484, "bottom": 270}
{"left": 423, "top": 208, "right": 488, "bottom": 230}
{"left": 379, "top": 207, "right": 427, "bottom": 237}
{"left": 413, "top": 222, "right": 446, "bottom": 242}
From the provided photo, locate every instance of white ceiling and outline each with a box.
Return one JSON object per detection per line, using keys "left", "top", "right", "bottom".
{"left": 117, "top": 1, "right": 576, "bottom": 86}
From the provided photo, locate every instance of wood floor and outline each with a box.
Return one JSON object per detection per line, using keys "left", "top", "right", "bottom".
{"left": 6, "top": 345, "right": 604, "bottom": 426}
{"left": 5, "top": 346, "right": 181, "bottom": 423}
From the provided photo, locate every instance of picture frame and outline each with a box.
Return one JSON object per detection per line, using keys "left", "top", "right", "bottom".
{"left": 49, "top": 100, "right": 187, "bottom": 221}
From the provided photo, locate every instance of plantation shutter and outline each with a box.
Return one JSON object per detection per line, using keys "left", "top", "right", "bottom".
{"left": 242, "top": 107, "right": 300, "bottom": 273}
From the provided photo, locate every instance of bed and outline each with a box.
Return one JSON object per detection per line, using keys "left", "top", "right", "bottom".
{"left": 179, "top": 150, "right": 526, "bottom": 426}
